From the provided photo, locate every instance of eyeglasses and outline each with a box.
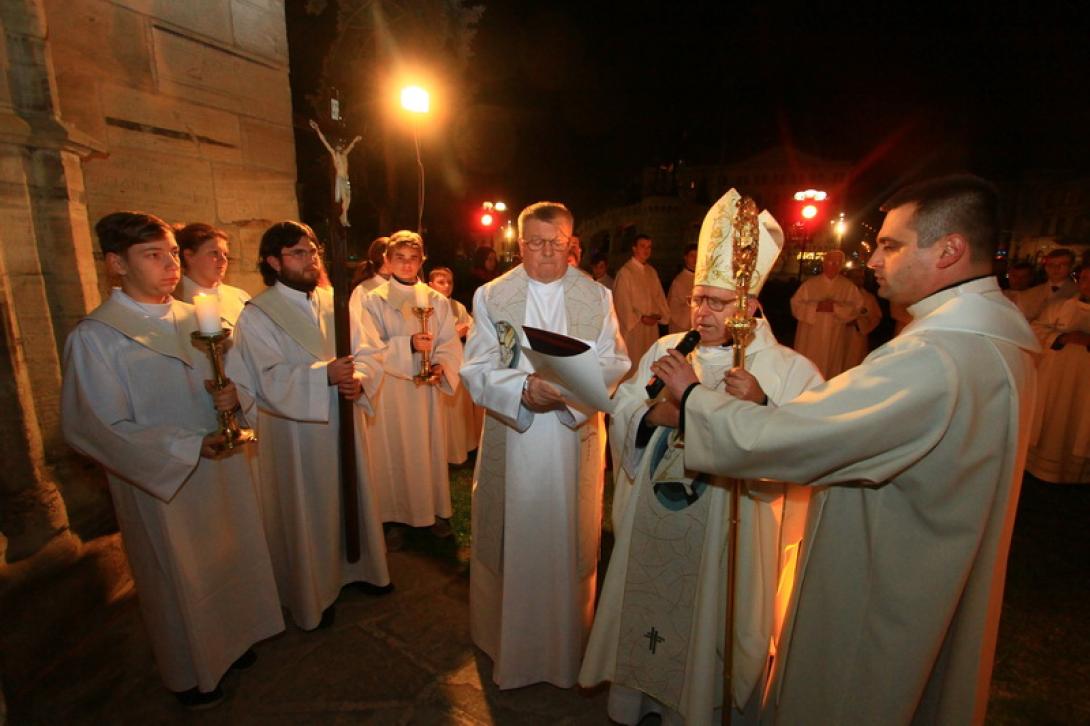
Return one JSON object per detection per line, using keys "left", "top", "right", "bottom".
{"left": 687, "top": 294, "right": 735, "bottom": 312}
{"left": 521, "top": 236, "right": 571, "bottom": 251}
{"left": 282, "top": 247, "right": 321, "bottom": 260}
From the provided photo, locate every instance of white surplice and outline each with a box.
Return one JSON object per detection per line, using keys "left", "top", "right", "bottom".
{"left": 227, "top": 283, "right": 390, "bottom": 631}
{"left": 844, "top": 287, "right": 882, "bottom": 369}
{"left": 682, "top": 277, "right": 1039, "bottom": 725}
{"left": 178, "top": 275, "right": 251, "bottom": 327}
{"left": 461, "top": 265, "right": 630, "bottom": 689}
{"left": 442, "top": 298, "right": 483, "bottom": 464}
{"left": 614, "top": 257, "right": 670, "bottom": 376}
{"left": 580, "top": 321, "right": 822, "bottom": 726}
{"left": 666, "top": 267, "right": 695, "bottom": 333}
{"left": 789, "top": 273, "right": 864, "bottom": 378}
{"left": 62, "top": 290, "right": 284, "bottom": 692}
{"left": 1028, "top": 295, "right": 1090, "bottom": 483}
{"left": 1017, "top": 278, "right": 1077, "bottom": 322}
{"left": 352, "top": 278, "right": 462, "bottom": 525}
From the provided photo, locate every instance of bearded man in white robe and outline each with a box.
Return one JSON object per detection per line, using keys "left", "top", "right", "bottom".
{"left": 1027, "top": 265, "right": 1090, "bottom": 483}
{"left": 62, "top": 212, "right": 283, "bottom": 709}
{"left": 580, "top": 190, "right": 822, "bottom": 726}
{"left": 614, "top": 234, "right": 670, "bottom": 376}
{"left": 352, "top": 232, "right": 462, "bottom": 539}
{"left": 650, "top": 175, "right": 1039, "bottom": 725}
{"left": 790, "top": 249, "right": 864, "bottom": 378}
{"left": 461, "top": 201, "right": 630, "bottom": 689}
{"left": 227, "top": 221, "right": 390, "bottom": 632}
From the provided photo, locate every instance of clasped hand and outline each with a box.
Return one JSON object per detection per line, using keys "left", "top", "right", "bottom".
{"left": 326, "top": 355, "right": 363, "bottom": 401}
{"left": 521, "top": 373, "right": 566, "bottom": 412}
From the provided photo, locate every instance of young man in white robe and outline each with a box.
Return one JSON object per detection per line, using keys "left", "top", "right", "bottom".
{"left": 227, "top": 221, "right": 391, "bottom": 632}
{"left": 461, "top": 201, "right": 630, "bottom": 689}
{"left": 174, "top": 222, "right": 251, "bottom": 326}
{"left": 429, "top": 266, "right": 483, "bottom": 465}
{"left": 1017, "top": 247, "right": 1077, "bottom": 322}
{"left": 62, "top": 212, "right": 283, "bottom": 709}
{"left": 789, "top": 249, "right": 865, "bottom": 378}
{"left": 613, "top": 234, "right": 670, "bottom": 377}
{"left": 666, "top": 243, "right": 698, "bottom": 333}
{"left": 352, "top": 232, "right": 462, "bottom": 543}
{"left": 649, "top": 175, "right": 1040, "bottom": 725}
{"left": 580, "top": 190, "right": 823, "bottom": 726}
{"left": 1027, "top": 265, "right": 1090, "bottom": 483}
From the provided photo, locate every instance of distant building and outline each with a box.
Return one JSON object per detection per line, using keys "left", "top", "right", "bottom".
{"left": 578, "top": 147, "right": 852, "bottom": 279}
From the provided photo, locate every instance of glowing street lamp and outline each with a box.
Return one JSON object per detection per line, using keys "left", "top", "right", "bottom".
{"left": 400, "top": 85, "right": 430, "bottom": 231}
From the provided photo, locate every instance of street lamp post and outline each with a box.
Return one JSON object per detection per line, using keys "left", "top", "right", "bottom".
{"left": 400, "top": 85, "right": 430, "bottom": 232}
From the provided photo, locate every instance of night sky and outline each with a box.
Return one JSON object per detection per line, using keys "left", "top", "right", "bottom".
{"left": 288, "top": 1, "right": 1090, "bottom": 250}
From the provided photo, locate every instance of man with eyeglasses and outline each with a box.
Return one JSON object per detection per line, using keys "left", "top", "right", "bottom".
{"left": 461, "top": 201, "right": 630, "bottom": 689}
{"left": 228, "top": 221, "right": 391, "bottom": 632}
{"left": 613, "top": 234, "right": 670, "bottom": 377}
{"left": 649, "top": 175, "right": 1039, "bottom": 724}
{"left": 580, "top": 190, "right": 822, "bottom": 725}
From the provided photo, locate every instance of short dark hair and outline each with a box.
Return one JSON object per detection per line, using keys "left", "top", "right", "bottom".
{"left": 632, "top": 234, "right": 652, "bottom": 249}
{"left": 683, "top": 243, "right": 698, "bottom": 255}
{"left": 258, "top": 221, "right": 318, "bottom": 286}
{"left": 517, "top": 202, "right": 574, "bottom": 238}
{"left": 94, "top": 211, "right": 173, "bottom": 256}
{"left": 1044, "top": 247, "right": 1075, "bottom": 263}
{"left": 175, "top": 223, "right": 227, "bottom": 268}
{"left": 880, "top": 174, "right": 999, "bottom": 262}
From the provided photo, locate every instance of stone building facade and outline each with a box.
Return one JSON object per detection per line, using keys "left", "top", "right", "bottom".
{"left": 0, "top": 0, "right": 298, "bottom": 567}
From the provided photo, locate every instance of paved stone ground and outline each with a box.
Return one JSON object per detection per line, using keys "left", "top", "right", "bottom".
{"left": 3, "top": 474, "right": 1088, "bottom": 724}
{"left": 2, "top": 534, "right": 612, "bottom": 725}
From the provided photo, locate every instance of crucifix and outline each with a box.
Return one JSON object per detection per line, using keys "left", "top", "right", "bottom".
{"left": 644, "top": 627, "right": 664, "bottom": 655}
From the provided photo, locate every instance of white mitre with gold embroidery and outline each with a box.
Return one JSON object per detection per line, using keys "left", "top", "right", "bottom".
{"left": 694, "top": 188, "right": 784, "bottom": 295}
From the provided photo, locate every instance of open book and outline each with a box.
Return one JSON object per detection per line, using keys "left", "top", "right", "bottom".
{"left": 520, "top": 325, "right": 616, "bottom": 414}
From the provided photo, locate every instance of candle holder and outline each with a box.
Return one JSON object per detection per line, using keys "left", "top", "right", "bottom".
{"left": 191, "top": 329, "right": 257, "bottom": 452}
{"left": 411, "top": 306, "right": 439, "bottom": 386}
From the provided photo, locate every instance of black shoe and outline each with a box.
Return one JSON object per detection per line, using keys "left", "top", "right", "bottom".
{"left": 317, "top": 604, "right": 336, "bottom": 629}
{"left": 352, "top": 581, "right": 395, "bottom": 596}
{"left": 230, "top": 649, "right": 257, "bottom": 670}
{"left": 175, "top": 686, "right": 224, "bottom": 710}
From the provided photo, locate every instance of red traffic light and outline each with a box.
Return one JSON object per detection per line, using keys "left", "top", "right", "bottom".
{"left": 801, "top": 204, "right": 819, "bottom": 220}
{"left": 480, "top": 212, "right": 495, "bottom": 227}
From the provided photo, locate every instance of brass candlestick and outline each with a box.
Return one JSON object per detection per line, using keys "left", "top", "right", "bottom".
{"left": 191, "top": 329, "right": 257, "bottom": 452}
{"left": 411, "top": 306, "right": 439, "bottom": 386}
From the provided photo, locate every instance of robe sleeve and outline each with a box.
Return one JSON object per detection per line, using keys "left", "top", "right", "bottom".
{"left": 61, "top": 325, "right": 203, "bottom": 503}
{"left": 227, "top": 306, "right": 331, "bottom": 423}
{"left": 790, "top": 279, "right": 822, "bottom": 325}
{"left": 349, "top": 285, "right": 384, "bottom": 416}
{"left": 612, "top": 266, "right": 641, "bottom": 337}
{"left": 1030, "top": 299, "right": 1067, "bottom": 347}
{"left": 854, "top": 291, "right": 883, "bottom": 337}
{"left": 667, "top": 274, "right": 691, "bottom": 332}
{"left": 609, "top": 340, "right": 665, "bottom": 478}
{"left": 460, "top": 285, "right": 534, "bottom": 432}
{"left": 683, "top": 336, "right": 957, "bottom": 486}
{"left": 429, "top": 296, "right": 464, "bottom": 396}
{"left": 832, "top": 280, "right": 865, "bottom": 322}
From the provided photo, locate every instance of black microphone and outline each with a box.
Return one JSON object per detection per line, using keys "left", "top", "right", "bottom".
{"left": 645, "top": 329, "right": 702, "bottom": 398}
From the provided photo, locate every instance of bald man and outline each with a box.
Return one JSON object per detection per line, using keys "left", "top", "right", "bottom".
{"left": 790, "top": 250, "right": 865, "bottom": 378}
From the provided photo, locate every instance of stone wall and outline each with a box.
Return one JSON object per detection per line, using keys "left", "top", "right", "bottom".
{"left": 0, "top": 0, "right": 298, "bottom": 564}
{"left": 46, "top": 0, "right": 298, "bottom": 295}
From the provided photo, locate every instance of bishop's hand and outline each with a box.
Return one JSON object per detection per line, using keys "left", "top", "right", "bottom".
{"left": 649, "top": 350, "right": 699, "bottom": 402}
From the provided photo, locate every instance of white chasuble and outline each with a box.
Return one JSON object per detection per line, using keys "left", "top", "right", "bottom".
{"left": 62, "top": 291, "right": 283, "bottom": 692}
{"left": 352, "top": 278, "right": 462, "bottom": 525}
{"left": 461, "top": 265, "right": 630, "bottom": 689}
{"left": 1028, "top": 296, "right": 1090, "bottom": 483}
{"left": 227, "top": 284, "right": 389, "bottom": 631}
{"left": 682, "top": 278, "right": 1039, "bottom": 725}
{"left": 579, "top": 322, "right": 822, "bottom": 726}
{"left": 789, "top": 273, "right": 864, "bottom": 378}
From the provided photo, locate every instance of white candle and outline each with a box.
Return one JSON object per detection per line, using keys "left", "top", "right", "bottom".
{"left": 414, "top": 283, "right": 430, "bottom": 309}
{"left": 193, "top": 293, "right": 222, "bottom": 334}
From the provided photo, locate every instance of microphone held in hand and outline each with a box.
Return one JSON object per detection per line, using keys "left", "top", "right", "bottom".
{"left": 645, "top": 329, "right": 702, "bottom": 398}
